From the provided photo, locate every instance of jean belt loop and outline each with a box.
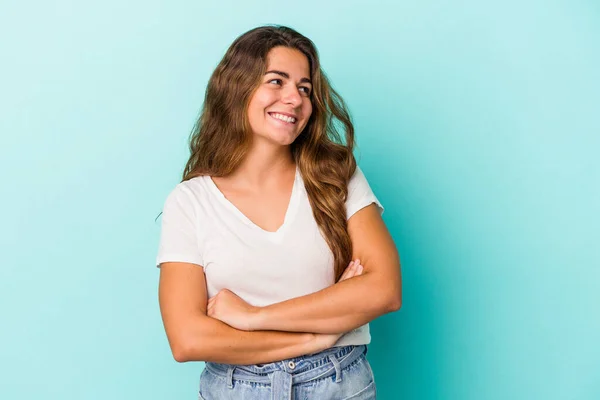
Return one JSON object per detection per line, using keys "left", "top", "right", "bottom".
{"left": 270, "top": 370, "right": 293, "bottom": 400}
{"left": 226, "top": 365, "right": 236, "bottom": 389}
{"left": 328, "top": 354, "right": 343, "bottom": 383}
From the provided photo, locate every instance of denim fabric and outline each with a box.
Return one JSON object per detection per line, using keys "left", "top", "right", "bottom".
{"left": 198, "top": 345, "right": 376, "bottom": 399}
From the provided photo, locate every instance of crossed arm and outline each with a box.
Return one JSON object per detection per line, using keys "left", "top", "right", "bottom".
{"left": 158, "top": 203, "right": 402, "bottom": 364}
{"left": 208, "top": 204, "right": 402, "bottom": 334}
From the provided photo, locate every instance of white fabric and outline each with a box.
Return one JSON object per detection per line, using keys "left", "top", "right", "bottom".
{"left": 156, "top": 166, "right": 384, "bottom": 347}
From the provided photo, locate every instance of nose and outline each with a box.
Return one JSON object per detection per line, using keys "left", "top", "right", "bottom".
{"left": 282, "top": 86, "right": 303, "bottom": 108}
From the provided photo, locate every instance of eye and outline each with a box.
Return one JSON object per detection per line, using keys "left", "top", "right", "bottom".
{"left": 268, "top": 78, "right": 283, "bottom": 85}
{"left": 299, "top": 86, "right": 311, "bottom": 96}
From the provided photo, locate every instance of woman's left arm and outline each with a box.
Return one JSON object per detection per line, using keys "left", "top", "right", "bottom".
{"left": 251, "top": 203, "right": 402, "bottom": 334}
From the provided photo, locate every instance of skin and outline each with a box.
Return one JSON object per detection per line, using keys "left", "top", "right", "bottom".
{"left": 211, "top": 46, "right": 313, "bottom": 199}
{"left": 158, "top": 46, "right": 402, "bottom": 364}
{"left": 206, "top": 47, "right": 402, "bottom": 335}
{"left": 208, "top": 260, "right": 365, "bottom": 331}
{"left": 207, "top": 46, "right": 364, "bottom": 339}
{"left": 247, "top": 46, "right": 313, "bottom": 149}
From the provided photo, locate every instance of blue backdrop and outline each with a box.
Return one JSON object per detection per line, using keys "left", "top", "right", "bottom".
{"left": 1, "top": 0, "right": 598, "bottom": 399}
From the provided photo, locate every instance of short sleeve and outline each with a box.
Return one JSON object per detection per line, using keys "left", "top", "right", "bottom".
{"left": 345, "top": 167, "right": 384, "bottom": 220}
{"left": 155, "top": 184, "right": 204, "bottom": 268}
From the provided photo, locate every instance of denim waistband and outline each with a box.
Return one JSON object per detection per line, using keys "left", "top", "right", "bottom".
{"left": 205, "top": 345, "right": 367, "bottom": 398}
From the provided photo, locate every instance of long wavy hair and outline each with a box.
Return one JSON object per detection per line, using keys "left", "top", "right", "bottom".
{"left": 182, "top": 25, "right": 356, "bottom": 280}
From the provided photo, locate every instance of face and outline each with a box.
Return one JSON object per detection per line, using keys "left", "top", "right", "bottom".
{"left": 247, "top": 46, "right": 313, "bottom": 146}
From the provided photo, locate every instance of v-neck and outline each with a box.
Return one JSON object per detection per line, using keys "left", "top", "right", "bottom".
{"left": 205, "top": 166, "right": 301, "bottom": 240}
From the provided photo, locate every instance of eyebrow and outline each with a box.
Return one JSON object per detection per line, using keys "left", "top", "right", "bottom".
{"left": 265, "top": 70, "right": 312, "bottom": 85}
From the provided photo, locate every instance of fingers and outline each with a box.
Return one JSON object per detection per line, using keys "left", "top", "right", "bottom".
{"left": 354, "top": 259, "right": 363, "bottom": 275}
{"left": 338, "top": 261, "right": 354, "bottom": 281}
{"left": 207, "top": 290, "right": 225, "bottom": 315}
{"left": 338, "top": 259, "right": 364, "bottom": 282}
{"left": 207, "top": 296, "right": 215, "bottom": 315}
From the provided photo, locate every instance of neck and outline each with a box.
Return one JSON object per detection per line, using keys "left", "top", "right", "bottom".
{"left": 227, "top": 139, "right": 296, "bottom": 188}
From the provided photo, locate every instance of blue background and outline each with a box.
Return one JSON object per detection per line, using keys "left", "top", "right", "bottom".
{"left": 1, "top": 0, "right": 598, "bottom": 399}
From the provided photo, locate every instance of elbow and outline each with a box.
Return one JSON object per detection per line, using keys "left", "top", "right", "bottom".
{"left": 172, "top": 343, "right": 190, "bottom": 363}
{"left": 169, "top": 333, "right": 205, "bottom": 363}
{"left": 371, "top": 278, "right": 402, "bottom": 314}
{"left": 166, "top": 315, "right": 214, "bottom": 362}
{"left": 369, "top": 281, "right": 402, "bottom": 315}
{"left": 386, "top": 296, "right": 402, "bottom": 312}
{"left": 170, "top": 337, "right": 192, "bottom": 363}
{"left": 384, "top": 290, "right": 402, "bottom": 313}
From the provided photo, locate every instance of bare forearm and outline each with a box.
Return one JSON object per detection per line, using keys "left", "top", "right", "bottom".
{"left": 174, "top": 314, "right": 331, "bottom": 364}
{"left": 253, "top": 273, "right": 400, "bottom": 334}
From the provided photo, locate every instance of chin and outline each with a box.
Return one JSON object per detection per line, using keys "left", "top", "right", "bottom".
{"left": 259, "top": 131, "right": 301, "bottom": 146}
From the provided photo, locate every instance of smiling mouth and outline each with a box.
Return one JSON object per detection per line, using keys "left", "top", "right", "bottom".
{"left": 268, "top": 112, "right": 297, "bottom": 124}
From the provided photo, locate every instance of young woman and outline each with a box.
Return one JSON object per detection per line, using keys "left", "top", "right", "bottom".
{"left": 156, "top": 25, "right": 402, "bottom": 400}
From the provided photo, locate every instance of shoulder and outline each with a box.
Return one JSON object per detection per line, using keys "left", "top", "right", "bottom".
{"left": 162, "top": 176, "right": 212, "bottom": 213}
{"left": 345, "top": 166, "right": 384, "bottom": 219}
{"left": 349, "top": 166, "right": 367, "bottom": 186}
{"left": 348, "top": 166, "right": 376, "bottom": 194}
{"left": 168, "top": 175, "right": 211, "bottom": 198}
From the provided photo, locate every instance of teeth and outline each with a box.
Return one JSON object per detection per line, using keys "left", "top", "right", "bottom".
{"left": 271, "top": 113, "right": 296, "bottom": 123}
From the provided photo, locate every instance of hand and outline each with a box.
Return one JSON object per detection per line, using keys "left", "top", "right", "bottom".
{"left": 207, "top": 289, "right": 258, "bottom": 331}
{"left": 207, "top": 260, "right": 363, "bottom": 334}
{"left": 337, "top": 259, "right": 364, "bottom": 283}
{"left": 313, "top": 259, "right": 365, "bottom": 349}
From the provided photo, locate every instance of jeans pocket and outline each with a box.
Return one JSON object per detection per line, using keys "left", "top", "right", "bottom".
{"left": 338, "top": 354, "right": 376, "bottom": 399}
{"left": 198, "top": 367, "right": 210, "bottom": 400}
{"left": 341, "top": 380, "right": 376, "bottom": 400}
{"left": 363, "top": 356, "right": 376, "bottom": 383}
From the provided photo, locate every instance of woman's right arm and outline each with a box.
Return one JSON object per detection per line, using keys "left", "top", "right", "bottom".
{"left": 158, "top": 262, "right": 339, "bottom": 365}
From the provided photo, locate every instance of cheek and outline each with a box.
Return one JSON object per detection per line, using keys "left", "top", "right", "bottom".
{"left": 303, "top": 101, "right": 313, "bottom": 120}
{"left": 248, "top": 93, "right": 272, "bottom": 124}
{"left": 251, "top": 89, "right": 276, "bottom": 110}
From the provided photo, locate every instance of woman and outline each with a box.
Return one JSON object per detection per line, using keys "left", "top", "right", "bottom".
{"left": 156, "top": 25, "right": 402, "bottom": 400}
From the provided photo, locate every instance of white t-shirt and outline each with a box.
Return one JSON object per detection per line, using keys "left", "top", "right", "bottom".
{"left": 156, "top": 166, "right": 384, "bottom": 347}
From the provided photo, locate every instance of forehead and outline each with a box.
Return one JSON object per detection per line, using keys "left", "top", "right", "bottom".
{"left": 266, "top": 47, "right": 310, "bottom": 77}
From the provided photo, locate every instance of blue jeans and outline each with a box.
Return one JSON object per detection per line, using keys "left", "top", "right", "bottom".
{"left": 198, "top": 345, "right": 376, "bottom": 399}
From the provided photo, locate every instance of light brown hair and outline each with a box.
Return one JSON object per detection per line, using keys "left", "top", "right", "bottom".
{"left": 182, "top": 25, "right": 356, "bottom": 280}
